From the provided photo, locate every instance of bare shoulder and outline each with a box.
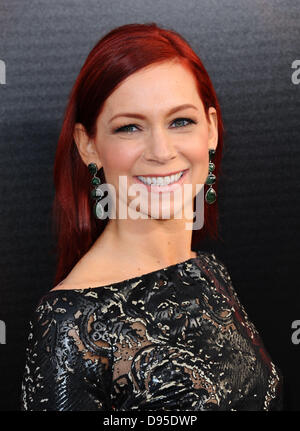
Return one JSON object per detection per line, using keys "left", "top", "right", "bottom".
{"left": 49, "top": 258, "right": 109, "bottom": 293}
{"left": 50, "top": 281, "right": 83, "bottom": 292}
{"left": 49, "top": 256, "right": 124, "bottom": 292}
{"left": 50, "top": 273, "right": 110, "bottom": 292}
{"left": 50, "top": 278, "right": 111, "bottom": 292}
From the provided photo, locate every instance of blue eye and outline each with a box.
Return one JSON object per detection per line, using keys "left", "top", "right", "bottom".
{"left": 171, "top": 117, "right": 196, "bottom": 128}
{"left": 114, "top": 117, "right": 196, "bottom": 134}
{"left": 114, "top": 124, "right": 139, "bottom": 133}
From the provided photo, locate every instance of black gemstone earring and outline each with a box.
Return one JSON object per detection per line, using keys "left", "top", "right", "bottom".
{"left": 205, "top": 149, "right": 217, "bottom": 204}
{"left": 88, "top": 163, "right": 105, "bottom": 219}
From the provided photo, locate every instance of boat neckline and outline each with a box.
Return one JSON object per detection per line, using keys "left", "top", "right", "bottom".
{"left": 49, "top": 249, "right": 207, "bottom": 293}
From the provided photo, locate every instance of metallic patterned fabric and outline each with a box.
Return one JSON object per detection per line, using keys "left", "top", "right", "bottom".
{"left": 20, "top": 251, "right": 283, "bottom": 411}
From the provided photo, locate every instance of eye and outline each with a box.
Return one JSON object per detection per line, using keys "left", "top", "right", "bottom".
{"left": 170, "top": 117, "right": 197, "bottom": 128}
{"left": 113, "top": 117, "right": 197, "bottom": 134}
{"left": 114, "top": 123, "right": 139, "bottom": 134}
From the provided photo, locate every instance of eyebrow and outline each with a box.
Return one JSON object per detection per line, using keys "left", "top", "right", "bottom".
{"left": 108, "top": 103, "right": 199, "bottom": 123}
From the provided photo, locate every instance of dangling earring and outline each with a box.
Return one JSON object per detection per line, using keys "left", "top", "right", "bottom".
{"left": 205, "top": 149, "right": 217, "bottom": 204}
{"left": 88, "top": 163, "right": 105, "bottom": 219}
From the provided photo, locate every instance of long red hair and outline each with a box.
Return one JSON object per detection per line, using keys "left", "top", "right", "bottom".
{"left": 51, "top": 22, "right": 225, "bottom": 286}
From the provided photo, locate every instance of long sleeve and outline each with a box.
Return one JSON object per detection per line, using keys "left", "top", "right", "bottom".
{"left": 203, "top": 252, "right": 284, "bottom": 410}
{"left": 20, "top": 290, "right": 113, "bottom": 411}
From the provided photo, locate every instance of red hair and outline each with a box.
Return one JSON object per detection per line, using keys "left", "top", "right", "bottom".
{"left": 51, "top": 22, "right": 225, "bottom": 286}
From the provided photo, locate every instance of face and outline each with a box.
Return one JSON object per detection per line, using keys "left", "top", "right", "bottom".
{"left": 75, "top": 60, "right": 218, "bottom": 220}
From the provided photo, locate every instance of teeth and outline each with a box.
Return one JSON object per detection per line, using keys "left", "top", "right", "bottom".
{"left": 137, "top": 171, "right": 184, "bottom": 186}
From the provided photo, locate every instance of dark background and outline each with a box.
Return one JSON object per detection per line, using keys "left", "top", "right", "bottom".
{"left": 0, "top": 0, "right": 299, "bottom": 411}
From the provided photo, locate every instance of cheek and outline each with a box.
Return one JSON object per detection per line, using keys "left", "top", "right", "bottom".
{"left": 183, "top": 123, "right": 210, "bottom": 161}
{"left": 185, "top": 139, "right": 208, "bottom": 164}
{"left": 184, "top": 135, "right": 209, "bottom": 186}
{"left": 100, "top": 143, "right": 138, "bottom": 174}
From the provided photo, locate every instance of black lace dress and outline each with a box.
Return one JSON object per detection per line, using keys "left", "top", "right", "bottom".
{"left": 20, "top": 251, "right": 283, "bottom": 411}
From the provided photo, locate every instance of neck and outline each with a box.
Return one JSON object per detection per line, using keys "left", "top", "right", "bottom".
{"left": 92, "top": 216, "right": 195, "bottom": 267}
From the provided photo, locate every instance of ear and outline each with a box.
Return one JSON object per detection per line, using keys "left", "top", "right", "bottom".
{"left": 73, "top": 123, "right": 102, "bottom": 168}
{"left": 207, "top": 107, "right": 218, "bottom": 152}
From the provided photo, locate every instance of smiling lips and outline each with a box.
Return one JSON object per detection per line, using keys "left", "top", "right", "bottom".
{"left": 133, "top": 168, "right": 189, "bottom": 192}
{"left": 136, "top": 169, "right": 189, "bottom": 186}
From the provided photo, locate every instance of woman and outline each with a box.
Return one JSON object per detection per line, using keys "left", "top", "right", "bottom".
{"left": 20, "top": 22, "right": 283, "bottom": 411}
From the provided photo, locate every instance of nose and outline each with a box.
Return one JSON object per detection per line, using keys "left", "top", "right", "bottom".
{"left": 143, "top": 127, "right": 177, "bottom": 164}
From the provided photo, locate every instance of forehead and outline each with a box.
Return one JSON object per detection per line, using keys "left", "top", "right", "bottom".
{"left": 101, "top": 60, "right": 203, "bottom": 117}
